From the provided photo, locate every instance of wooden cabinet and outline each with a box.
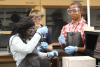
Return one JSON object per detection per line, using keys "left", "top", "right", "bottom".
{"left": 0, "top": 52, "right": 16, "bottom": 67}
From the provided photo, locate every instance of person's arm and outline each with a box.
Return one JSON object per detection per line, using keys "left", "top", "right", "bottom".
{"left": 38, "top": 52, "right": 48, "bottom": 57}
{"left": 37, "top": 43, "right": 58, "bottom": 58}
{"left": 60, "top": 25, "right": 67, "bottom": 37}
{"left": 58, "top": 25, "right": 67, "bottom": 45}
{"left": 10, "top": 33, "right": 41, "bottom": 54}
{"left": 77, "top": 46, "right": 86, "bottom": 53}
{"left": 38, "top": 50, "right": 58, "bottom": 58}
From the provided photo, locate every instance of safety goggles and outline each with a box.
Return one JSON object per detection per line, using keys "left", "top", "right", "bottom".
{"left": 67, "top": 8, "right": 80, "bottom": 14}
{"left": 30, "top": 15, "right": 42, "bottom": 21}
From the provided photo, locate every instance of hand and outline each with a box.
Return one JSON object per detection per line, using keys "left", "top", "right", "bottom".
{"left": 40, "top": 42, "right": 48, "bottom": 50}
{"left": 37, "top": 42, "right": 48, "bottom": 52}
{"left": 47, "top": 50, "right": 58, "bottom": 58}
{"left": 64, "top": 46, "right": 78, "bottom": 55}
{"left": 37, "top": 46, "right": 43, "bottom": 52}
{"left": 58, "top": 35, "right": 66, "bottom": 45}
{"left": 36, "top": 26, "right": 48, "bottom": 35}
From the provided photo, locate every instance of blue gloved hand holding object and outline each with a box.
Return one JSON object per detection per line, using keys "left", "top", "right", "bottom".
{"left": 40, "top": 42, "right": 48, "bottom": 50}
{"left": 58, "top": 35, "right": 66, "bottom": 45}
{"left": 37, "top": 42, "right": 48, "bottom": 52}
{"left": 37, "top": 46, "right": 42, "bottom": 51}
{"left": 64, "top": 46, "right": 78, "bottom": 55}
{"left": 36, "top": 26, "right": 48, "bottom": 35}
{"left": 47, "top": 50, "right": 58, "bottom": 58}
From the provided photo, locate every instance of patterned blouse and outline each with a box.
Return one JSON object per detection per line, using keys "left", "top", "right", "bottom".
{"left": 60, "top": 17, "right": 88, "bottom": 47}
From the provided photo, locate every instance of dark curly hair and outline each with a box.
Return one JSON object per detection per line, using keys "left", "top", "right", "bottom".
{"left": 11, "top": 16, "right": 35, "bottom": 40}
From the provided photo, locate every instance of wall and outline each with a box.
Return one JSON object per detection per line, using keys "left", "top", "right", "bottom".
{"left": 0, "top": 0, "right": 99, "bottom": 7}
{"left": 0, "top": 54, "right": 16, "bottom": 67}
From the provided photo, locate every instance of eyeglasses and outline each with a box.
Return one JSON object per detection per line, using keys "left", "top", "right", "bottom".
{"left": 67, "top": 8, "right": 80, "bottom": 14}
{"left": 30, "top": 13, "right": 44, "bottom": 17}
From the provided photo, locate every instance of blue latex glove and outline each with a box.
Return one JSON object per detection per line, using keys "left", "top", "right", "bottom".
{"left": 58, "top": 35, "right": 66, "bottom": 45}
{"left": 47, "top": 50, "right": 58, "bottom": 58}
{"left": 37, "top": 46, "right": 42, "bottom": 51}
{"left": 37, "top": 42, "right": 48, "bottom": 52}
{"left": 40, "top": 42, "right": 48, "bottom": 50}
{"left": 64, "top": 46, "right": 78, "bottom": 55}
{"left": 36, "top": 26, "right": 48, "bottom": 35}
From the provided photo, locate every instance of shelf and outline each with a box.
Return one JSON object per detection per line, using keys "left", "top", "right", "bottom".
{"left": 0, "top": 31, "right": 11, "bottom": 34}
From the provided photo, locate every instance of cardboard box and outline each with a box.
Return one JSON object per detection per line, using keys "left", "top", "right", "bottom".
{"left": 62, "top": 56, "right": 96, "bottom": 67}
